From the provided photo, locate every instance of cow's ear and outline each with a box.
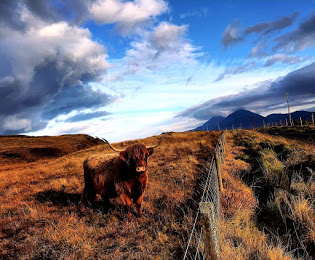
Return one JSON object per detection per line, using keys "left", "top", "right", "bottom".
{"left": 147, "top": 148, "right": 154, "bottom": 156}
{"left": 120, "top": 151, "right": 128, "bottom": 162}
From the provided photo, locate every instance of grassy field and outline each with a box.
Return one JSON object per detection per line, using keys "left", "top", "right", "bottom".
{"left": 0, "top": 131, "right": 221, "bottom": 259}
{"left": 0, "top": 129, "right": 314, "bottom": 259}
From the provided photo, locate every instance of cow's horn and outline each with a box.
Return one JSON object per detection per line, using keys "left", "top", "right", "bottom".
{"left": 101, "top": 138, "right": 124, "bottom": 152}
{"left": 147, "top": 133, "right": 167, "bottom": 149}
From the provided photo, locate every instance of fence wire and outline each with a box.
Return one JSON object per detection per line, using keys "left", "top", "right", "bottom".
{"left": 183, "top": 131, "right": 226, "bottom": 260}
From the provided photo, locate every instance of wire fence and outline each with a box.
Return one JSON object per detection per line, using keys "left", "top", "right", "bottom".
{"left": 183, "top": 131, "right": 226, "bottom": 260}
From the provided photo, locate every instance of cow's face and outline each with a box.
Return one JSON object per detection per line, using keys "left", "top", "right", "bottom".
{"left": 120, "top": 144, "right": 153, "bottom": 173}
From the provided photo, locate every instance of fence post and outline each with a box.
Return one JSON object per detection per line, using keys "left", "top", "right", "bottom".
{"left": 215, "top": 151, "right": 224, "bottom": 192}
{"left": 199, "top": 202, "right": 219, "bottom": 260}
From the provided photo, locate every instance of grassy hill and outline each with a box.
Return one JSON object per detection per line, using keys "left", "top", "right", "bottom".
{"left": 0, "top": 129, "right": 314, "bottom": 259}
{"left": 0, "top": 134, "right": 103, "bottom": 165}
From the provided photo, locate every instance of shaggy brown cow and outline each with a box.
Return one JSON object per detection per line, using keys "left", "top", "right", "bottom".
{"left": 81, "top": 138, "right": 163, "bottom": 218}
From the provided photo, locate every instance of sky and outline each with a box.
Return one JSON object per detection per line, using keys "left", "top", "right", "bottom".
{"left": 0, "top": 0, "right": 315, "bottom": 142}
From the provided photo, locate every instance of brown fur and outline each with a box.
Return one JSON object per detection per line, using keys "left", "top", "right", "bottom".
{"left": 81, "top": 144, "right": 153, "bottom": 218}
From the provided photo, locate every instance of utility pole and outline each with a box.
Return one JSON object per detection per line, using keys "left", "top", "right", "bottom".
{"left": 300, "top": 117, "right": 303, "bottom": 127}
{"left": 263, "top": 120, "right": 266, "bottom": 128}
{"left": 218, "top": 124, "right": 220, "bottom": 131}
{"left": 286, "top": 93, "right": 293, "bottom": 126}
{"left": 312, "top": 113, "right": 314, "bottom": 126}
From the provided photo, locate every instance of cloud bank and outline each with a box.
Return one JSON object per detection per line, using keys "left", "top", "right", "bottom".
{"left": 178, "top": 62, "right": 315, "bottom": 120}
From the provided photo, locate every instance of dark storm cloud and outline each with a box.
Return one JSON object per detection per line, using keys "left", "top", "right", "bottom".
{"left": 65, "top": 111, "right": 110, "bottom": 123}
{"left": 42, "top": 85, "right": 114, "bottom": 120}
{"left": 178, "top": 62, "right": 315, "bottom": 120}
{"left": 244, "top": 12, "right": 299, "bottom": 35}
{"left": 274, "top": 12, "right": 315, "bottom": 52}
{"left": 0, "top": 1, "right": 111, "bottom": 134}
{"left": 214, "top": 62, "right": 256, "bottom": 82}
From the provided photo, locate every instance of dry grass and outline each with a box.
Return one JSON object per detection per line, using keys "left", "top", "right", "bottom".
{"left": 1, "top": 129, "right": 313, "bottom": 259}
{"left": 219, "top": 131, "right": 294, "bottom": 259}
{"left": 0, "top": 131, "right": 221, "bottom": 259}
{"left": 223, "top": 129, "right": 315, "bottom": 259}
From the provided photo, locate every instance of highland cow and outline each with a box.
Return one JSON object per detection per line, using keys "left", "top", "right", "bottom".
{"left": 81, "top": 137, "right": 163, "bottom": 218}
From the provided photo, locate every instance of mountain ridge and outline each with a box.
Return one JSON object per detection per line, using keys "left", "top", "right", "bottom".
{"left": 193, "top": 109, "right": 314, "bottom": 131}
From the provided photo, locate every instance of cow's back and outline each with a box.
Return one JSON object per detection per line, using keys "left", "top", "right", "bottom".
{"left": 83, "top": 154, "right": 122, "bottom": 196}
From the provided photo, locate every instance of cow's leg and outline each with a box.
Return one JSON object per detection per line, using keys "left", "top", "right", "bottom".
{"left": 81, "top": 174, "right": 96, "bottom": 207}
{"left": 101, "top": 195, "right": 110, "bottom": 212}
{"left": 135, "top": 193, "right": 144, "bottom": 217}
{"left": 120, "top": 194, "right": 133, "bottom": 219}
{"left": 81, "top": 186, "right": 96, "bottom": 207}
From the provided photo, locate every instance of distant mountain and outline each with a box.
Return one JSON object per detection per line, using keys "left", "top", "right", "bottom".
{"left": 194, "top": 116, "right": 225, "bottom": 131}
{"left": 265, "top": 111, "right": 313, "bottom": 125}
{"left": 220, "top": 109, "right": 264, "bottom": 129}
{"left": 193, "top": 109, "right": 313, "bottom": 131}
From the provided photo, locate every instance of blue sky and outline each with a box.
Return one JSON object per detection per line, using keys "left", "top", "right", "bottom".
{"left": 0, "top": 0, "right": 314, "bottom": 141}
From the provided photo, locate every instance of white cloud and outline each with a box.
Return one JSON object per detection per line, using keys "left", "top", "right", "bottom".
{"left": 4, "top": 115, "right": 32, "bottom": 131}
{"left": 89, "top": 0, "right": 168, "bottom": 34}
{"left": 150, "top": 22, "right": 187, "bottom": 49}
{"left": 107, "top": 21, "right": 202, "bottom": 81}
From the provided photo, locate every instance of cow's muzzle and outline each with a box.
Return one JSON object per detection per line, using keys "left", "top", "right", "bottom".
{"left": 136, "top": 166, "right": 146, "bottom": 172}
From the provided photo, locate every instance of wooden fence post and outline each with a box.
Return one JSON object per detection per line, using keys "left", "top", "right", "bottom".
{"left": 199, "top": 202, "right": 219, "bottom": 260}
{"left": 215, "top": 151, "right": 224, "bottom": 192}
